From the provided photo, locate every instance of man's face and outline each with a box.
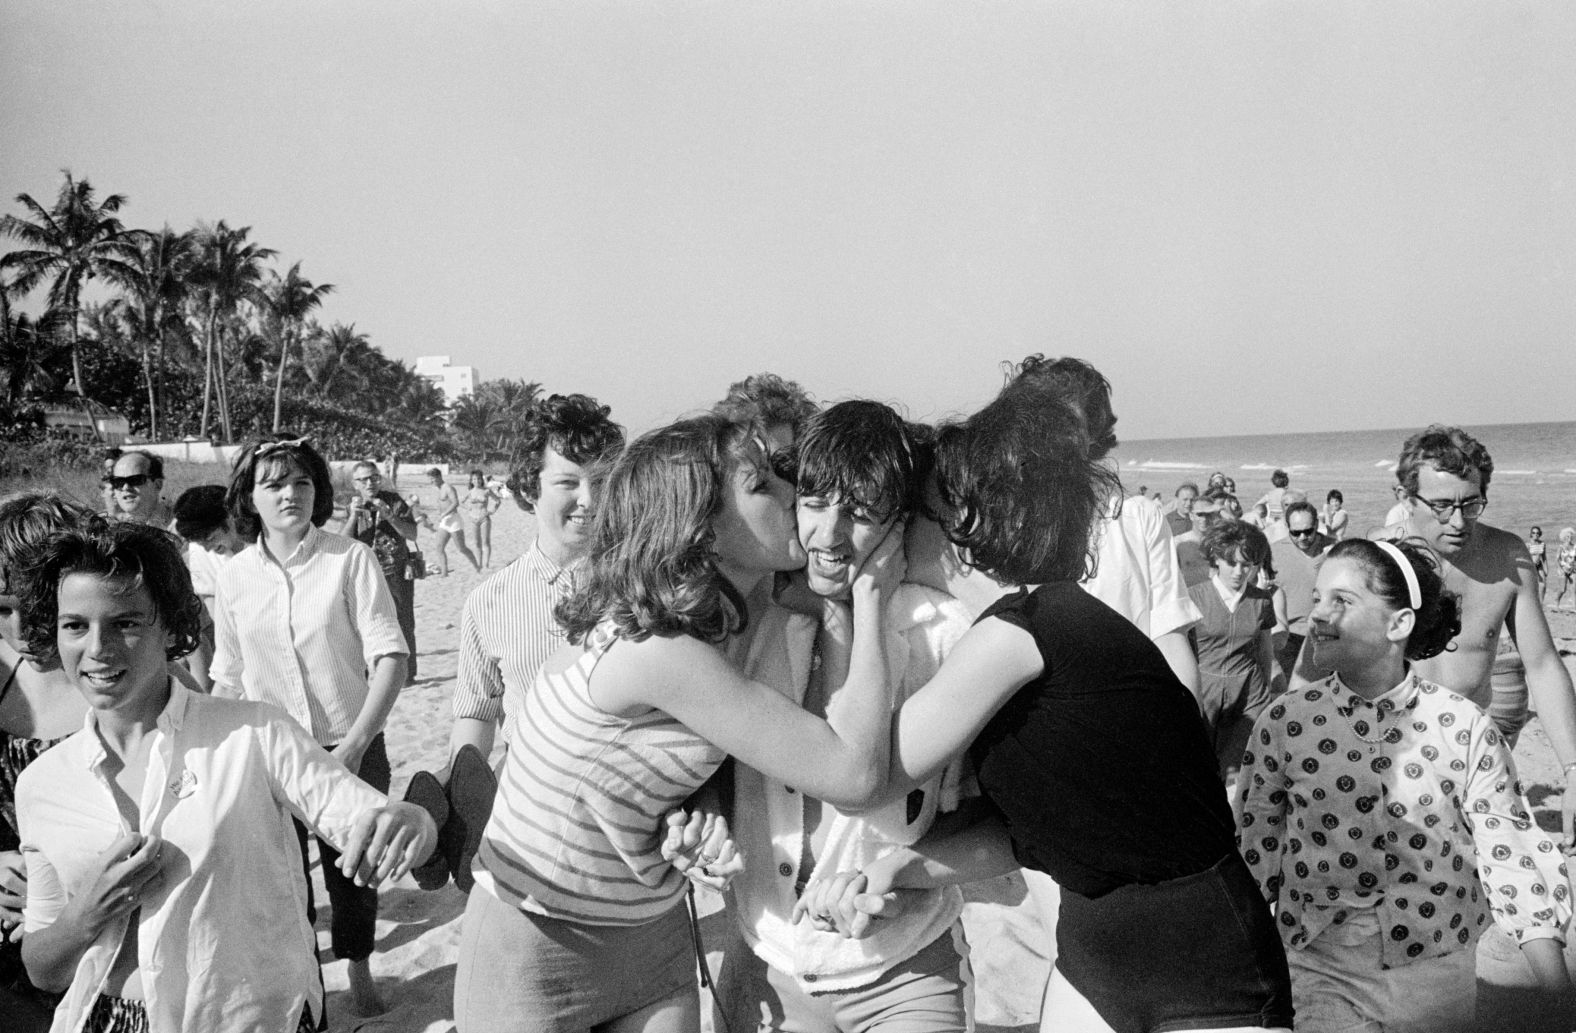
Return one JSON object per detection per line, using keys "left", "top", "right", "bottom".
{"left": 352, "top": 467, "right": 383, "bottom": 501}
{"left": 797, "top": 492, "right": 896, "bottom": 601}
{"left": 111, "top": 454, "right": 161, "bottom": 519}
{"left": 1175, "top": 486, "right": 1197, "bottom": 516}
{"left": 1287, "top": 509, "right": 1322, "bottom": 555}
{"left": 1406, "top": 465, "right": 1485, "bottom": 558}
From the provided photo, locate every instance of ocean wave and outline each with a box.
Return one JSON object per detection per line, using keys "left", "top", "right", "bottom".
{"left": 1498, "top": 469, "right": 1537, "bottom": 476}
{"left": 1374, "top": 460, "right": 1398, "bottom": 470}
{"left": 1127, "top": 460, "right": 1208, "bottom": 470}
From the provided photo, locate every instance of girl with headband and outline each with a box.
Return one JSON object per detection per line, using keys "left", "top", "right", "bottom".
{"left": 1238, "top": 537, "right": 1574, "bottom": 1030}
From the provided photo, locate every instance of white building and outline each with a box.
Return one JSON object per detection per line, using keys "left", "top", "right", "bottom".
{"left": 415, "top": 355, "right": 479, "bottom": 405}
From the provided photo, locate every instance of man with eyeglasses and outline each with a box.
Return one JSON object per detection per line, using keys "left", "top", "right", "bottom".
{"left": 1295, "top": 425, "right": 1576, "bottom": 847}
{"left": 1270, "top": 499, "right": 1332, "bottom": 677}
{"left": 108, "top": 449, "right": 174, "bottom": 527}
{"left": 341, "top": 460, "right": 420, "bottom": 684}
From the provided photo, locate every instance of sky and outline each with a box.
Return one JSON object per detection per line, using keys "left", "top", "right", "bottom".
{"left": 4, "top": 2, "right": 1575, "bottom": 441}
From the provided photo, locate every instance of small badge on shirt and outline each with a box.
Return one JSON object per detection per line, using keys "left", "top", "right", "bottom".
{"left": 169, "top": 769, "right": 197, "bottom": 799}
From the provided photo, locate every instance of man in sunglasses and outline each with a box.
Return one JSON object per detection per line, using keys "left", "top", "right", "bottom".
{"left": 107, "top": 449, "right": 174, "bottom": 528}
{"left": 1270, "top": 498, "right": 1332, "bottom": 677}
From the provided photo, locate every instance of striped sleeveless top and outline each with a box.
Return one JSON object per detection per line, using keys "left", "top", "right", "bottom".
{"left": 474, "top": 628, "right": 726, "bottom": 925}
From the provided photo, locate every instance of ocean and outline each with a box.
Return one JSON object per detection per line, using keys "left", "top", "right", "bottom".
{"left": 1115, "top": 420, "right": 1576, "bottom": 539}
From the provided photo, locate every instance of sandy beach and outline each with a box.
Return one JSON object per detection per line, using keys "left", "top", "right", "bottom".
{"left": 318, "top": 495, "right": 1576, "bottom": 1033}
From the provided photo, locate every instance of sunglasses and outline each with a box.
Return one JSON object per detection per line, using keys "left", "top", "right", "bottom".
{"left": 107, "top": 474, "right": 154, "bottom": 490}
{"left": 1288, "top": 527, "right": 1318, "bottom": 538}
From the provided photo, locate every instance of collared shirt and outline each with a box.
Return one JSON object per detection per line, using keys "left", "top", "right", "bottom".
{"left": 1082, "top": 494, "right": 1201, "bottom": 640}
{"left": 731, "top": 584, "right": 972, "bottom": 992}
{"left": 18, "top": 684, "right": 386, "bottom": 1033}
{"left": 211, "top": 525, "right": 406, "bottom": 744}
{"left": 1238, "top": 672, "right": 1571, "bottom": 968}
{"left": 452, "top": 543, "right": 578, "bottom": 734}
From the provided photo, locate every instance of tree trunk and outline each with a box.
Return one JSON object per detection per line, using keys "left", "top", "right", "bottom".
{"left": 271, "top": 325, "right": 289, "bottom": 433}
{"left": 215, "top": 325, "right": 234, "bottom": 444}
{"left": 142, "top": 338, "right": 158, "bottom": 442}
{"left": 199, "top": 312, "right": 216, "bottom": 440}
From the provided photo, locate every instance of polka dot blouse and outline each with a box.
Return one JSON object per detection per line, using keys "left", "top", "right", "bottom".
{"left": 1237, "top": 671, "right": 1571, "bottom": 968}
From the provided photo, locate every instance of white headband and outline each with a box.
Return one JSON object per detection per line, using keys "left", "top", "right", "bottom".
{"left": 1372, "top": 540, "right": 1422, "bottom": 610}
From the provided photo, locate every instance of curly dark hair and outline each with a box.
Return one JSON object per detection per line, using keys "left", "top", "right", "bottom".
{"left": 225, "top": 436, "right": 337, "bottom": 542}
{"left": 1201, "top": 520, "right": 1271, "bottom": 569}
{"left": 1000, "top": 355, "right": 1118, "bottom": 461}
{"left": 508, "top": 394, "right": 625, "bottom": 512}
{"left": 1396, "top": 425, "right": 1494, "bottom": 496}
{"left": 712, "top": 373, "right": 818, "bottom": 435}
{"left": 796, "top": 401, "right": 921, "bottom": 525}
{"left": 932, "top": 389, "right": 1119, "bottom": 585}
{"left": 17, "top": 521, "right": 204, "bottom": 663}
{"left": 1326, "top": 538, "right": 1460, "bottom": 662}
{"left": 0, "top": 491, "right": 96, "bottom": 594}
{"left": 556, "top": 414, "right": 757, "bottom": 645}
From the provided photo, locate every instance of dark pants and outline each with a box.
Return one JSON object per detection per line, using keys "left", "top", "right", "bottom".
{"left": 293, "top": 733, "right": 390, "bottom": 962}
{"left": 1276, "top": 631, "right": 1305, "bottom": 681}
{"left": 387, "top": 575, "right": 418, "bottom": 682}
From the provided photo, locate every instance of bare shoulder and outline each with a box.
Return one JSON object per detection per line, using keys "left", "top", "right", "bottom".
{"left": 1462, "top": 523, "right": 1534, "bottom": 583}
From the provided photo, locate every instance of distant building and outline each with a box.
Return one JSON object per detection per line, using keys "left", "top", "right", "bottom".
{"left": 415, "top": 355, "right": 479, "bottom": 405}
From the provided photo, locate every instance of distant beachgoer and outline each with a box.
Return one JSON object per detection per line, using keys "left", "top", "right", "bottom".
{"left": 425, "top": 468, "right": 481, "bottom": 576}
{"left": 1255, "top": 469, "right": 1290, "bottom": 531}
{"left": 96, "top": 449, "right": 121, "bottom": 520}
{"left": 1165, "top": 481, "right": 1199, "bottom": 538}
{"left": 1244, "top": 500, "right": 1269, "bottom": 529}
{"left": 1382, "top": 483, "right": 1410, "bottom": 527}
{"left": 1188, "top": 521, "right": 1283, "bottom": 783}
{"left": 460, "top": 470, "right": 499, "bottom": 568}
{"left": 1528, "top": 525, "right": 1547, "bottom": 600}
{"left": 1175, "top": 492, "right": 1224, "bottom": 587}
{"left": 1272, "top": 501, "right": 1335, "bottom": 680}
{"left": 1321, "top": 489, "right": 1349, "bottom": 540}
{"left": 1240, "top": 537, "right": 1572, "bottom": 1030}
{"left": 1554, "top": 527, "right": 1576, "bottom": 612}
{"left": 170, "top": 485, "right": 246, "bottom": 690}
{"left": 342, "top": 461, "right": 420, "bottom": 684}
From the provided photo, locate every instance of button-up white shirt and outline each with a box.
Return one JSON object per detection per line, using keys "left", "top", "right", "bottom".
{"left": 18, "top": 684, "right": 387, "bottom": 1033}
{"left": 211, "top": 525, "right": 406, "bottom": 744}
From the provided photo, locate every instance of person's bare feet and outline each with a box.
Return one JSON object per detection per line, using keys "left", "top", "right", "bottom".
{"left": 348, "top": 957, "right": 389, "bottom": 1015}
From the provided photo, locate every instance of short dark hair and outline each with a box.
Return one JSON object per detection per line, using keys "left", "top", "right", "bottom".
{"left": 225, "top": 436, "right": 336, "bottom": 542}
{"left": 1270, "top": 468, "right": 1289, "bottom": 488}
{"left": 1326, "top": 538, "right": 1460, "bottom": 662}
{"left": 712, "top": 373, "right": 818, "bottom": 435}
{"left": 1284, "top": 500, "right": 1319, "bottom": 526}
{"left": 556, "top": 414, "right": 756, "bottom": 645}
{"left": 509, "top": 394, "right": 625, "bottom": 512}
{"left": 1327, "top": 489, "right": 1344, "bottom": 504}
{"left": 17, "top": 521, "right": 203, "bottom": 663}
{"left": 796, "top": 401, "right": 921, "bottom": 524}
{"left": 1396, "top": 425, "right": 1493, "bottom": 496}
{"left": 1201, "top": 520, "right": 1270, "bottom": 568}
{"left": 0, "top": 492, "right": 95, "bottom": 594}
{"left": 1175, "top": 481, "right": 1199, "bottom": 497}
{"left": 172, "top": 485, "right": 230, "bottom": 542}
{"left": 1000, "top": 355, "right": 1118, "bottom": 460}
{"left": 932, "top": 389, "right": 1119, "bottom": 585}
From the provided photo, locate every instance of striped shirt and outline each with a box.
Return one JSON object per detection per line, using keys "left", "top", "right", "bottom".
{"left": 212, "top": 524, "right": 408, "bottom": 744}
{"left": 474, "top": 628, "right": 726, "bottom": 925}
{"left": 452, "top": 544, "right": 578, "bottom": 736}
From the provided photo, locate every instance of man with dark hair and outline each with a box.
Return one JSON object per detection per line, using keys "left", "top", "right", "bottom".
{"left": 424, "top": 394, "right": 624, "bottom": 891}
{"left": 1166, "top": 481, "right": 1199, "bottom": 537}
{"left": 719, "top": 399, "right": 975, "bottom": 1033}
{"left": 108, "top": 449, "right": 172, "bottom": 527}
{"left": 340, "top": 461, "right": 421, "bottom": 684}
{"left": 1269, "top": 499, "right": 1331, "bottom": 678}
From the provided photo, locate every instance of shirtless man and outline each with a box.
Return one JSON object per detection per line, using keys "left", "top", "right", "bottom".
{"left": 1294, "top": 425, "right": 1576, "bottom": 841}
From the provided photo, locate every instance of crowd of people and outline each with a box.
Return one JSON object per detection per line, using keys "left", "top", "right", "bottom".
{"left": 1, "top": 359, "right": 1574, "bottom": 1033}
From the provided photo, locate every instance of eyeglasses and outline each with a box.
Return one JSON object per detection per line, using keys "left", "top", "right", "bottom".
{"left": 1288, "top": 527, "right": 1318, "bottom": 538}
{"left": 108, "top": 474, "right": 153, "bottom": 490}
{"left": 1410, "top": 494, "right": 1487, "bottom": 522}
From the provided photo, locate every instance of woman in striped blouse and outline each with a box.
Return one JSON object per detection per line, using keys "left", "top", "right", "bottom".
{"left": 453, "top": 414, "right": 901, "bottom": 1033}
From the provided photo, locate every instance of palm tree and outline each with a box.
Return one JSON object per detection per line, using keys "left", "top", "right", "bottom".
{"left": 0, "top": 284, "right": 66, "bottom": 404}
{"left": 301, "top": 321, "right": 371, "bottom": 398}
{"left": 265, "top": 262, "right": 334, "bottom": 432}
{"left": 0, "top": 172, "right": 141, "bottom": 409}
{"left": 118, "top": 227, "right": 195, "bottom": 439}
{"left": 449, "top": 393, "right": 504, "bottom": 460}
{"left": 476, "top": 378, "right": 543, "bottom": 462}
{"left": 188, "top": 221, "right": 275, "bottom": 442}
